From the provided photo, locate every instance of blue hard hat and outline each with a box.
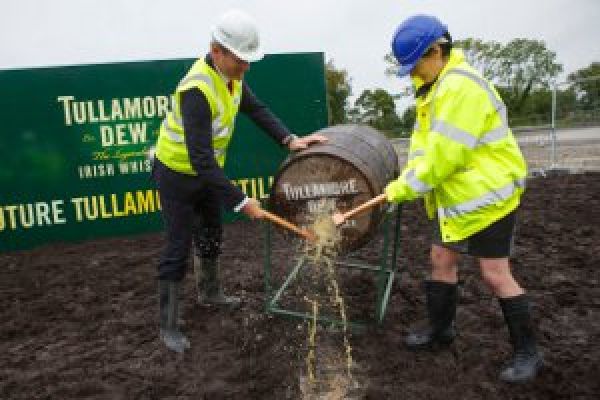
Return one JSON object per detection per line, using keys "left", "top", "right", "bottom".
{"left": 391, "top": 15, "right": 447, "bottom": 77}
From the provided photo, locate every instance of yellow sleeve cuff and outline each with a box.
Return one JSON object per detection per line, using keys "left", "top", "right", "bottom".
{"left": 385, "top": 180, "right": 406, "bottom": 203}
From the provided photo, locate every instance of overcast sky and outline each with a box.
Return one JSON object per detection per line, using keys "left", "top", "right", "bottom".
{"left": 2, "top": 0, "right": 599, "bottom": 99}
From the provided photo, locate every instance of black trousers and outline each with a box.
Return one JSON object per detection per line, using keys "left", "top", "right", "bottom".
{"left": 152, "top": 159, "right": 223, "bottom": 281}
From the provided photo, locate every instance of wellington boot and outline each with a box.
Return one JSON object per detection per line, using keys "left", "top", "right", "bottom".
{"left": 194, "top": 256, "right": 241, "bottom": 310}
{"left": 499, "top": 295, "right": 543, "bottom": 383}
{"left": 405, "top": 280, "right": 458, "bottom": 350}
{"left": 159, "top": 280, "right": 191, "bottom": 353}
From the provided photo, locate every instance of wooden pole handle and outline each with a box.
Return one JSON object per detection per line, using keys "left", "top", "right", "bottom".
{"left": 341, "top": 193, "right": 387, "bottom": 220}
{"left": 262, "top": 210, "right": 313, "bottom": 240}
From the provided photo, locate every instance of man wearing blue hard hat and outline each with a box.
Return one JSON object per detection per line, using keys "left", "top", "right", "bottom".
{"left": 337, "top": 14, "right": 542, "bottom": 383}
{"left": 390, "top": 14, "right": 541, "bottom": 383}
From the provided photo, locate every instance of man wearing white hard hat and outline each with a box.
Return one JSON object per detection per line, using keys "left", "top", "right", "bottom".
{"left": 152, "top": 9, "right": 327, "bottom": 353}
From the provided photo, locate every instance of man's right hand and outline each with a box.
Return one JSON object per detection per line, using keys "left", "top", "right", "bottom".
{"left": 241, "top": 198, "right": 265, "bottom": 220}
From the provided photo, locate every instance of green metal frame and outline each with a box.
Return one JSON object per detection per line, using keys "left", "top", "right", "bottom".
{"left": 263, "top": 206, "right": 403, "bottom": 328}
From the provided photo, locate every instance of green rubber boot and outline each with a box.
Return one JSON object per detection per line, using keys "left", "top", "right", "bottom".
{"left": 159, "top": 280, "right": 191, "bottom": 353}
{"left": 194, "top": 255, "right": 241, "bottom": 310}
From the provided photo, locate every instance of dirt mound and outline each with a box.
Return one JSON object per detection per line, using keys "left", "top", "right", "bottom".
{"left": 1, "top": 173, "right": 599, "bottom": 399}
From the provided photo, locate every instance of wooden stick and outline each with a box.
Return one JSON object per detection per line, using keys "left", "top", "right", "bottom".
{"left": 262, "top": 210, "right": 315, "bottom": 241}
{"left": 334, "top": 193, "right": 387, "bottom": 225}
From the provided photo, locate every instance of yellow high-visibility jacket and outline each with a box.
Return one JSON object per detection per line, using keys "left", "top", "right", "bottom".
{"left": 385, "top": 49, "right": 527, "bottom": 242}
{"left": 155, "top": 59, "right": 242, "bottom": 175}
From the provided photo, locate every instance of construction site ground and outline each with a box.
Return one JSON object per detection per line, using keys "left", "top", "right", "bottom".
{"left": 1, "top": 172, "right": 599, "bottom": 399}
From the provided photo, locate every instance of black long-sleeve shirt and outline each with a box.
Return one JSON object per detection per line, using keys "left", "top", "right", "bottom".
{"left": 181, "top": 56, "right": 293, "bottom": 210}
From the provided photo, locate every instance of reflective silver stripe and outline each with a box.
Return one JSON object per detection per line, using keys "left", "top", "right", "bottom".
{"left": 212, "top": 116, "right": 231, "bottom": 138}
{"left": 161, "top": 118, "right": 184, "bottom": 143}
{"left": 408, "top": 149, "right": 424, "bottom": 160}
{"left": 432, "top": 68, "right": 510, "bottom": 147}
{"left": 215, "top": 126, "right": 230, "bottom": 138}
{"left": 162, "top": 112, "right": 184, "bottom": 139}
{"left": 214, "top": 148, "right": 225, "bottom": 159}
{"left": 179, "top": 71, "right": 224, "bottom": 122}
{"left": 414, "top": 120, "right": 420, "bottom": 131}
{"left": 439, "top": 178, "right": 525, "bottom": 218}
{"left": 447, "top": 69, "right": 507, "bottom": 123}
{"left": 165, "top": 68, "right": 234, "bottom": 148}
{"left": 178, "top": 73, "right": 215, "bottom": 92}
{"left": 478, "top": 125, "right": 506, "bottom": 144}
{"left": 445, "top": 69, "right": 509, "bottom": 144}
{"left": 430, "top": 119, "right": 478, "bottom": 148}
{"left": 171, "top": 112, "right": 183, "bottom": 127}
{"left": 405, "top": 169, "right": 432, "bottom": 194}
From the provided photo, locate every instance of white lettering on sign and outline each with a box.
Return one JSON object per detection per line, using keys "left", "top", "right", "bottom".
{"left": 306, "top": 197, "right": 337, "bottom": 214}
{"left": 281, "top": 179, "right": 359, "bottom": 201}
{"left": 118, "top": 159, "right": 152, "bottom": 175}
{"left": 57, "top": 95, "right": 175, "bottom": 126}
{"left": 78, "top": 163, "right": 116, "bottom": 179}
{"left": 77, "top": 148, "right": 154, "bottom": 180}
{"left": 100, "top": 122, "right": 147, "bottom": 147}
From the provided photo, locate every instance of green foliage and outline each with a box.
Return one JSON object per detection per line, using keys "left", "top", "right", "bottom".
{"left": 568, "top": 62, "right": 600, "bottom": 110}
{"left": 384, "top": 53, "right": 399, "bottom": 77}
{"left": 454, "top": 38, "right": 504, "bottom": 81}
{"left": 456, "top": 38, "right": 562, "bottom": 116}
{"left": 325, "top": 59, "right": 352, "bottom": 125}
{"left": 499, "top": 86, "right": 573, "bottom": 127}
{"left": 398, "top": 105, "right": 416, "bottom": 136}
{"left": 352, "top": 88, "right": 410, "bottom": 137}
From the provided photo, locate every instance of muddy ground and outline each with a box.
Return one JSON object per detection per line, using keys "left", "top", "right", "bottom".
{"left": 1, "top": 172, "right": 599, "bottom": 399}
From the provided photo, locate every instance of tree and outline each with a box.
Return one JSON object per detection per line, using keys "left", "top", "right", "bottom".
{"left": 457, "top": 38, "right": 563, "bottom": 114}
{"left": 497, "top": 39, "right": 562, "bottom": 112}
{"left": 453, "top": 38, "right": 504, "bottom": 80}
{"left": 353, "top": 88, "right": 402, "bottom": 135}
{"left": 398, "top": 105, "right": 416, "bottom": 136}
{"left": 384, "top": 53, "right": 399, "bottom": 77}
{"left": 325, "top": 59, "right": 352, "bottom": 125}
{"left": 567, "top": 62, "right": 600, "bottom": 110}
{"left": 384, "top": 53, "right": 414, "bottom": 103}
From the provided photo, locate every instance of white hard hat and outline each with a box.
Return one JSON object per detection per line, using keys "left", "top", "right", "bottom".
{"left": 211, "top": 9, "right": 263, "bottom": 63}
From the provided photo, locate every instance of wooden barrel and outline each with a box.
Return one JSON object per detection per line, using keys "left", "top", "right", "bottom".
{"left": 270, "top": 124, "right": 399, "bottom": 253}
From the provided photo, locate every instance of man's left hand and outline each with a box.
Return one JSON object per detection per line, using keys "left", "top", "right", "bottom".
{"left": 288, "top": 134, "right": 328, "bottom": 151}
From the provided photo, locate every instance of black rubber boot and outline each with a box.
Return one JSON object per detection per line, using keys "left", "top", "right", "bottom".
{"left": 159, "top": 280, "right": 191, "bottom": 353}
{"left": 405, "top": 280, "right": 458, "bottom": 350}
{"left": 194, "top": 256, "right": 241, "bottom": 310}
{"left": 499, "top": 294, "right": 543, "bottom": 383}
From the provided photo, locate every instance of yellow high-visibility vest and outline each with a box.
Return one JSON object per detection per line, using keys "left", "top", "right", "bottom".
{"left": 385, "top": 49, "right": 527, "bottom": 242}
{"left": 155, "top": 59, "right": 242, "bottom": 175}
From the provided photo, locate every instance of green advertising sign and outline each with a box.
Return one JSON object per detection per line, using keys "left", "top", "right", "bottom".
{"left": 0, "top": 53, "right": 328, "bottom": 252}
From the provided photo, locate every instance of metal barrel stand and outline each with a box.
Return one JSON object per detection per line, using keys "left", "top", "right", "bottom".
{"left": 263, "top": 206, "right": 403, "bottom": 329}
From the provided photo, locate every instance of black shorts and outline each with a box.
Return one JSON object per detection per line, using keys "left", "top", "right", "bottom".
{"left": 432, "top": 211, "right": 517, "bottom": 258}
